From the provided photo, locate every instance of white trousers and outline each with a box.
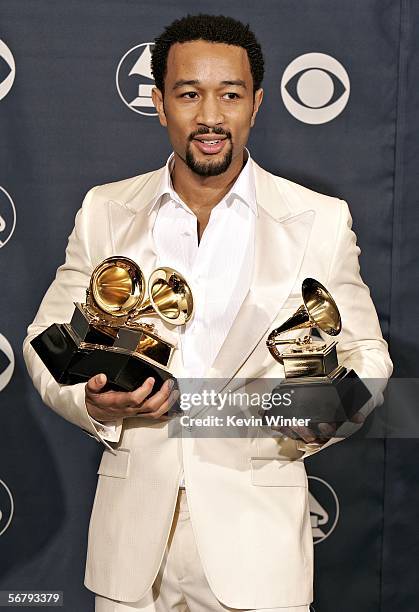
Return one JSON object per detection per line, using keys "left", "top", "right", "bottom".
{"left": 95, "top": 489, "right": 311, "bottom": 612}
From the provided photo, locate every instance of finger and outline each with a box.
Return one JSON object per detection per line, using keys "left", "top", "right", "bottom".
{"left": 121, "top": 376, "right": 159, "bottom": 410}
{"left": 350, "top": 411, "right": 366, "bottom": 424}
{"left": 289, "top": 426, "right": 317, "bottom": 443}
{"left": 317, "top": 422, "right": 337, "bottom": 438}
{"left": 135, "top": 388, "right": 180, "bottom": 420}
{"left": 149, "top": 398, "right": 177, "bottom": 419}
{"left": 167, "top": 389, "right": 181, "bottom": 411}
{"left": 86, "top": 373, "right": 108, "bottom": 395}
{"left": 131, "top": 378, "right": 175, "bottom": 415}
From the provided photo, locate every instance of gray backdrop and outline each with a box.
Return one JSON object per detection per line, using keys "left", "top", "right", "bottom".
{"left": 0, "top": 1, "right": 417, "bottom": 611}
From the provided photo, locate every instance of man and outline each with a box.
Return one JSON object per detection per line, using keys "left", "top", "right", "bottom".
{"left": 23, "top": 14, "right": 392, "bottom": 612}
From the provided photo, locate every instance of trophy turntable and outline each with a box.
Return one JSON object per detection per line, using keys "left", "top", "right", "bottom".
{"left": 31, "top": 256, "right": 194, "bottom": 391}
{"left": 265, "top": 278, "right": 371, "bottom": 424}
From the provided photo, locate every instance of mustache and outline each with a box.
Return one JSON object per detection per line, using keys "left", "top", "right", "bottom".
{"left": 188, "top": 127, "right": 232, "bottom": 141}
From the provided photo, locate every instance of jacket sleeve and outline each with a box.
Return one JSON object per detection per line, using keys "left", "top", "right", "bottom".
{"left": 298, "top": 198, "right": 393, "bottom": 459}
{"left": 22, "top": 187, "right": 123, "bottom": 453}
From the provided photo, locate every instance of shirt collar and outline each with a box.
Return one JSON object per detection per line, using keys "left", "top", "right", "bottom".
{"left": 147, "top": 148, "right": 257, "bottom": 216}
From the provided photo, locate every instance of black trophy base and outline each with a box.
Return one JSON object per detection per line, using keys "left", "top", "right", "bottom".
{"left": 263, "top": 367, "right": 372, "bottom": 425}
{"left": 30, "top": 323, "right": 173, "bottom": 392}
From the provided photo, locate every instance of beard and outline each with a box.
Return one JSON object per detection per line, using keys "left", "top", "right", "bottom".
{"left": 185, "top": 128, "right": 233, "bottom": 177}
{"left": 185, "top": 144, "right": 233, "bottom": 177}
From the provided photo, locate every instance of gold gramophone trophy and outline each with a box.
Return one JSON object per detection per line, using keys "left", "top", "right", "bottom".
{"left": 31, "top": 256, "right": 194, "bottom": 391}
{"left": 265, "top": 278, "right": 371, "bottom": 424}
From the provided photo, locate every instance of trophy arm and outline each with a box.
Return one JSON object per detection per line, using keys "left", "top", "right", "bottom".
{"left": 266, "top": 333, "right": 298, "bottom": 363}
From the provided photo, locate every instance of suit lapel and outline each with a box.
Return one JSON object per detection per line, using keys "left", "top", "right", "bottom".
{"left": 205, "top": 161, "right": 315, "bottom": 389}
{"left": 108, "top": 205, "right": 158, "bottom": 277}
{"left": 107, "top": 168, "right": 164, "bottom": 278}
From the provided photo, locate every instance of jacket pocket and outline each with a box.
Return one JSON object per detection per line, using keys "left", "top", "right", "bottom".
{"left": 97, "top": 447, "right": 130, "bottom": 479}
{"left": 250, "top": 458, "right": 307, "bottom": 487}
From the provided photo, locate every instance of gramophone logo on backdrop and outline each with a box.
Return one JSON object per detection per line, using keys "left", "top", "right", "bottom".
{"left": 308, "top": 475, "right": 340, "bottom": 544}
{"left": 0, "top": 39, "right": 15, "bottom": 101}
{"left": 0, "top": 186, "right": 16, "bottom": 248}
{"left": 281, "top": 53, "right": 350, "bottom": 124}
{"left": 0, "top": 332, "right": 14, "bottom": 391}
{"left": 0, "top": 479, "right": 14, "bottom": 537}
{"left": 116, "top": 42, "right": 158, "bottom": 116}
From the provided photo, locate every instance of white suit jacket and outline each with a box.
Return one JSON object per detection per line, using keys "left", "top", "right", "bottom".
{"left": 22, "top": 159, "right": 392, "bottom": 608}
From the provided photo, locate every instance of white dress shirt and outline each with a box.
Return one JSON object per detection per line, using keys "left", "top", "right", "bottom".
{"left": 92, "top": 151, "right": 257, "bottom": 487}
{"left": 151, "top": 152, "right": 256, "bottom": 377}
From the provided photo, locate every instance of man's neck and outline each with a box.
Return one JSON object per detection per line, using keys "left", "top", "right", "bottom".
{"left": 170, "top": 151, "right": 246, "bottom": 215}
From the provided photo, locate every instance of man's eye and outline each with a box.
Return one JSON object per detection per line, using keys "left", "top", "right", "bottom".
{"left": 181, "top": 92, "right": 198, "bottom": 99}
{"left": 223, "top": 92, "right": 240, "bottom": 100}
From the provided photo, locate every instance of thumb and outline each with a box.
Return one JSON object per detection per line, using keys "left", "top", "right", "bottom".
{"left": 86, "top": 373, "right": 107, "bottom": 393}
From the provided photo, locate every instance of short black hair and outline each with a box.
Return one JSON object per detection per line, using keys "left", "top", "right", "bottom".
{"left": 151, "top": 14, "right": 264, "bottom": 94}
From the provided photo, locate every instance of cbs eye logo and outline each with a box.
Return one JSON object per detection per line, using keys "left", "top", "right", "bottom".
{"left": 0, "top": 479, "right": 14, "bottom": 537}
{"left": 281, "top": 53, "right": 350, "bottom": 125}
{"left": 0, "top": 186, "right": 16, "bottom": 249}
{"left": 0, "top": 39, "right": 15, "bottom": 101}
{"left": 116, "top": 42, "right": 158, "bottom": 116}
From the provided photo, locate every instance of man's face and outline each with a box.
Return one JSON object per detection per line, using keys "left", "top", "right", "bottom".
{"left": 152, "top": 40, "right": 263, "bottom": 177}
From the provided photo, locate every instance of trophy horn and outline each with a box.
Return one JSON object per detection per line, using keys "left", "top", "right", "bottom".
{"left": 88, "top": 256, "right": 145, "bottom": 320}
{"left": 132, "top": 267, "right": 194, "bottom": 326}
{"left": 267, "top": 278, "right": 341, "bottom": 362}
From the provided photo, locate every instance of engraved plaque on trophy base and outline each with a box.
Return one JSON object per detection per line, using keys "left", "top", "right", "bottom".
{"left": 281, "top": 341, "right": 338, "bottom": 378}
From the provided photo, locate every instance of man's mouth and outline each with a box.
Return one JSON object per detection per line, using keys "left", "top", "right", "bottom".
{"left": 192, "top": 136, "right": 228, "bottom": 155}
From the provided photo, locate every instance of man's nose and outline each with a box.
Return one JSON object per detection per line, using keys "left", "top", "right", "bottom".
{"left": 195, "top": 95, "right": 224, "bottom": 127}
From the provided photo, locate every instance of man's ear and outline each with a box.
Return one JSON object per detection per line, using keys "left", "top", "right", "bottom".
{"left": 152, "top": 87, "right": 167, "bottom": 127}
{"left": 250, "top": 88, "right": 264, "bottom": 127}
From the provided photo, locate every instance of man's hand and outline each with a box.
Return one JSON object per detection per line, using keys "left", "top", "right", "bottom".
{"left": 85, "top": 373, "right": 177, "bottom": 423}
{"left": 278, "top": 411, "right": 366, "bottom": 445}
